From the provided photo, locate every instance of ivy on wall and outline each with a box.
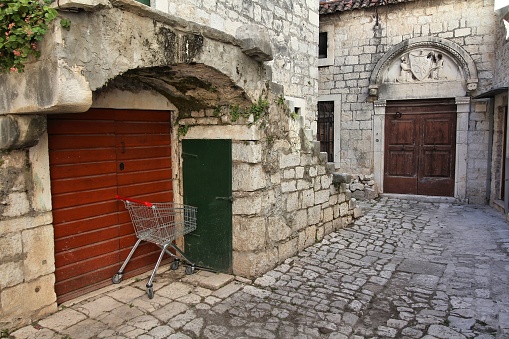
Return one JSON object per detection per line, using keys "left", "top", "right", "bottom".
{"left": 0, "top": 0, "right": 70, "bottom": 73}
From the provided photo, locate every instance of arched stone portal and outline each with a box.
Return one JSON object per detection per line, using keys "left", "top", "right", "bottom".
{"left": 369, "top": 37, "right": 479, "bottom": 200}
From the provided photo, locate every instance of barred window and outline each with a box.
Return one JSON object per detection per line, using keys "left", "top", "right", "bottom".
{"left": 317, "top": 101, "right": 334, "bottom": 162}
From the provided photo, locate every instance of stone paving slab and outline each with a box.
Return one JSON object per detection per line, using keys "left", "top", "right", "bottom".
{"left": 10, "top": 197, "right": 509, "bottom": 339}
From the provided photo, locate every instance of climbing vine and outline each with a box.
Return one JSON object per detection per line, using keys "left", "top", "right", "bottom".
{"left": 0, "top": 0, "right": 71, "bottom": 73}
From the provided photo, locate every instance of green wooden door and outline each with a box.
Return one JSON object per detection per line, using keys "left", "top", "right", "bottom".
{"left": 182, "top": 139, "right": 232, "bottom": 273}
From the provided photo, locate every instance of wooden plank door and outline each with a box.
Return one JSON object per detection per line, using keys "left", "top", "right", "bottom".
{"left": 182, "top": 139, "right": 232, "bottom": 273}
{"left": 49, "top": 109, "right": 173, "bottom": 303}
{"left": 384, "top": 100, "right": 456, "bottom": 196}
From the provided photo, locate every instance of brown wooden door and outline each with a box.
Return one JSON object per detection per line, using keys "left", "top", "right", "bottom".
{"left": 384, "top": 100, "right": 456, "bottom": 196}
{"left": 48, "top": 109, "right": 172, "bottom": 303}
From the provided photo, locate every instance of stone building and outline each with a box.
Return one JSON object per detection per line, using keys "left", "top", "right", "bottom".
{"left": 318, "top": 0, "right": 509, "bottom": 210}
{"left": 0, "top": 0, "right": 362, "bottom": 330}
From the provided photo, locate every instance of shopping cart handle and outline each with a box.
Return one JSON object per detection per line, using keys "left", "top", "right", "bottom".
{"left": 115, "top": 195, "right": 153, "bottom": 207}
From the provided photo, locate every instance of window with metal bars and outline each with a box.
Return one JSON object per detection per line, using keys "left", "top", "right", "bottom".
{"left": 317, "top": 101, "right": 334, "bottom": 162}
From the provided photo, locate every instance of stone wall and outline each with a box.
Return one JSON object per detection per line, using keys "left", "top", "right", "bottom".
{"left": 494, "top": 11, "right": 509, "bottom": 88}
{"left": 180, "top": 92, "right": 360, "bottom": 277}
{"left": 0, "top": 135, "right": 57, "bottom": 330}
{"left": 319, "top": 0, "right": 497, "bottom": 203}
{"left": 154, "top": 0, "right": 319, "bottom": 128}
{"left": 467, "top": 100, "right": 490, "bottom": 205}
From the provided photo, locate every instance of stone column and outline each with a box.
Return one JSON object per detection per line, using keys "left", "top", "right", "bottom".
{"left": 373, "top": 100, "right": 386, "bottom": 193}
{"left": 455, "top": 96, "right": 470, "bottom": 201}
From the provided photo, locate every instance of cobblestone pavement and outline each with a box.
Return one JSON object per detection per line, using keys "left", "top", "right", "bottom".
{"left": 11, "top": 197, "right": 509, "bottom": 339}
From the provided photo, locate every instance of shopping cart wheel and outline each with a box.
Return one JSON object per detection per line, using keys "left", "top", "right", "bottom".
{"left": 185, "top": 265, "right": 195, "bottom": 275}
{"left": 147, "top": 286, "right": 154, "bottom": 299}
{"left": 112, "top": 273, "right": 123, "bottom": 284}
{"left": 170, "top": 259, "right": 180, "bottom": 270}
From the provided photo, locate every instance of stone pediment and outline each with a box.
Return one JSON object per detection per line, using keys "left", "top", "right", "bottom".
{"left": 369, "top": 36, "right": 478, "bottom": 100}
{"left": 383, "top": 48, "right": 462, "bottom": 84}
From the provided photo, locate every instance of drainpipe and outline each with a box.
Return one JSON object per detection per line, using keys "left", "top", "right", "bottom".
{"left": 486, "top": 98, "right": 494, "bottom": 204}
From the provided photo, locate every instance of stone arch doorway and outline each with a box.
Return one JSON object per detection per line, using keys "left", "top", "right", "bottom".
{"left": 48, "top": 62, "right": 257, "bottom": 302}
{"left": 369, "top": 37, "right": 479, "bottom": 200}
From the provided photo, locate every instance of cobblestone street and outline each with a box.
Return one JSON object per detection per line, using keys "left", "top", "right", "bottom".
{"left": 12, "top": 197, "right": 509, "bottom": 338}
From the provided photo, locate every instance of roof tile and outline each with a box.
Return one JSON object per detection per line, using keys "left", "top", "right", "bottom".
{"left": 319, "top": 0, "right": 415, "bottom": 14}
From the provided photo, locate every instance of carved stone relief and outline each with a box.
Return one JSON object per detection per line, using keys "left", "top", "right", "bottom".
{"left": 383, "top": 48, "right": 462, "bottom": 84}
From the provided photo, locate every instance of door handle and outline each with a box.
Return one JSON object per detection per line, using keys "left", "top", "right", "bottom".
{"left": 215, "top": 196, "right": 233, "bottom": 203}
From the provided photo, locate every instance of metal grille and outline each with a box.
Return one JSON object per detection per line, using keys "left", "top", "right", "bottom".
{"left": 317, "top": 101, "right": 334, "bottom": 162}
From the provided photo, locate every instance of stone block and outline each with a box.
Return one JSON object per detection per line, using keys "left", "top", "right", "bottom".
{"left": 232, "top": 216, "right": 266, "bottom": 251}
{"left": 339, "top": 202, "right": 349, "bottom": 217}
{"left": 298, "top": 226, "right": 316, "bottom": 250}
{"left": 267, "top": 216, "right": 291, "bottom": 242}
{"left": 301, "top": 189, "right": 315, "bottom": 208}
{"left": 290, "top": 209, "right": 307, "bottom": 231}
{"left": 0, "top": 262, "right": 24, "bottom": 288}
{"left": 295, "top": 166, "right": 305, "bottom": 179}
{"left": 279, "top": 152, "right": 300, "bottom": 169}
{"left": 281, "top": 181, "right": 297, "bottom": 193}
{"left": 333, "top": 218, "right": 344, "bottom": 230}
{"left": 235, "top": 25, "right": 273, "bottom": 62}
{"left": 286, "top": 192, "right": 299, "bottom": 211}
{"left": 320, "top": 175, "right": 332, "bottom": 188}
{"left": 0, "top": 232, "right": 22, "bottom": 260}
{"left": 233, "top": 194, "right": 262, "bottom": 215}
{"left": 232, "top": 163, "right": 266, "bottom": 192}
{"left": 1, "top": 274, "right": 56, "bottom": 317}
{"left": 308, "top": 205, "right": 321, "bottom": 225}
{"left": 309, "top": 166, "right": 318, "bottom": 177}
{"left": 297, "top": 179, "right": 311, "bottom": 190}
{"left": 316, "top": 225, "right": 325, "bottom": 242}
{"left": 29, "top": 134, "right": 52, "bottom": 212}
{"left": 233, "top": 248, "right": 278, "bottom": 278}
{"left": 22, "top": 225, "right": 55, "bottom": 281}
{"left": 333, "top": 203, "right": 340, "bottom": 219}
{"left": 232, "top": 142, "right": 262, "bottom": 163}
{"left": 315, "top": 190, "right": 330, "bottom": 205}
{"left": 3, "top": 192, "right": 30, "bottom": 217}
{"left": 324, "top": 221, "right": 334, "bottom": 235}
{"left": 278, "top": 237, "right": 298, "bottom": 262}
{"left": 0, "top": 115, "right": 46, "bottom": 151}
{"left": 283, "top": 168, "right": 295, "bottom": 179}
{"left": 323, "top": 207, "right": 334, "bottom": 223}
{"left": 328, "top": 192, "right": 338, "bottom": 205}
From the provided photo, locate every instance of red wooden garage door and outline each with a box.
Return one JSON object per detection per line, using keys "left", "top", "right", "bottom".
{"left": 48, "top": 109, "right": 173, "bottom": 303}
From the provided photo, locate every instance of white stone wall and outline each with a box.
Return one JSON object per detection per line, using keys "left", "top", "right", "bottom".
{"left": 154, "top": 0, "right": 319, "bottom": 127}
{"left": 467, "top": 101, "right": 491, "bottom": 204}
{"left": 319, "top": 0, "right": 498, "bottom": 203}
{"left": 180, "top": 93, "right": 360, "bottom": 277}
{"left": 494, "top": 11, "right": 509, "bottom": 87}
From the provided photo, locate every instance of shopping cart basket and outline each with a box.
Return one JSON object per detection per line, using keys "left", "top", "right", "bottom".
{"left": 113, "top": 195, "right": 197, "bottom": 299}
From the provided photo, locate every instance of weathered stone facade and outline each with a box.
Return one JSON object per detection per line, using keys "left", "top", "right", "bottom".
{"left": 0, "top": 0, "right": 361, "bottom": 331}
{"left": 178, "top": 92, "right": 360, "bottom": 277}
{"left": 319, "top": 0, "right": 501, "bottom": 203}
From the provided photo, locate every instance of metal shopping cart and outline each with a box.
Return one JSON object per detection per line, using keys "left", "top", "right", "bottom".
{"left": 113, "top": 195, "right": 197, "bottom": 299}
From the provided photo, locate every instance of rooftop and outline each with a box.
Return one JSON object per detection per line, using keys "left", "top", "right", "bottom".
{"left": 319, "top": 0, "right": 415, "bottom": 14}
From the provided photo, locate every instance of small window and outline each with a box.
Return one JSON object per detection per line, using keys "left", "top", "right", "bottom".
{"left": 319, "top": 32, "right": 328, "bottom": 59}
{"left": 317, "top": 101, "right": 334, "bottom": 162}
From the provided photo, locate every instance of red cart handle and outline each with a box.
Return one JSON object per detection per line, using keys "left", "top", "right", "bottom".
{"left": 115, "top": 195, "right": 153, "bottom": 207}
